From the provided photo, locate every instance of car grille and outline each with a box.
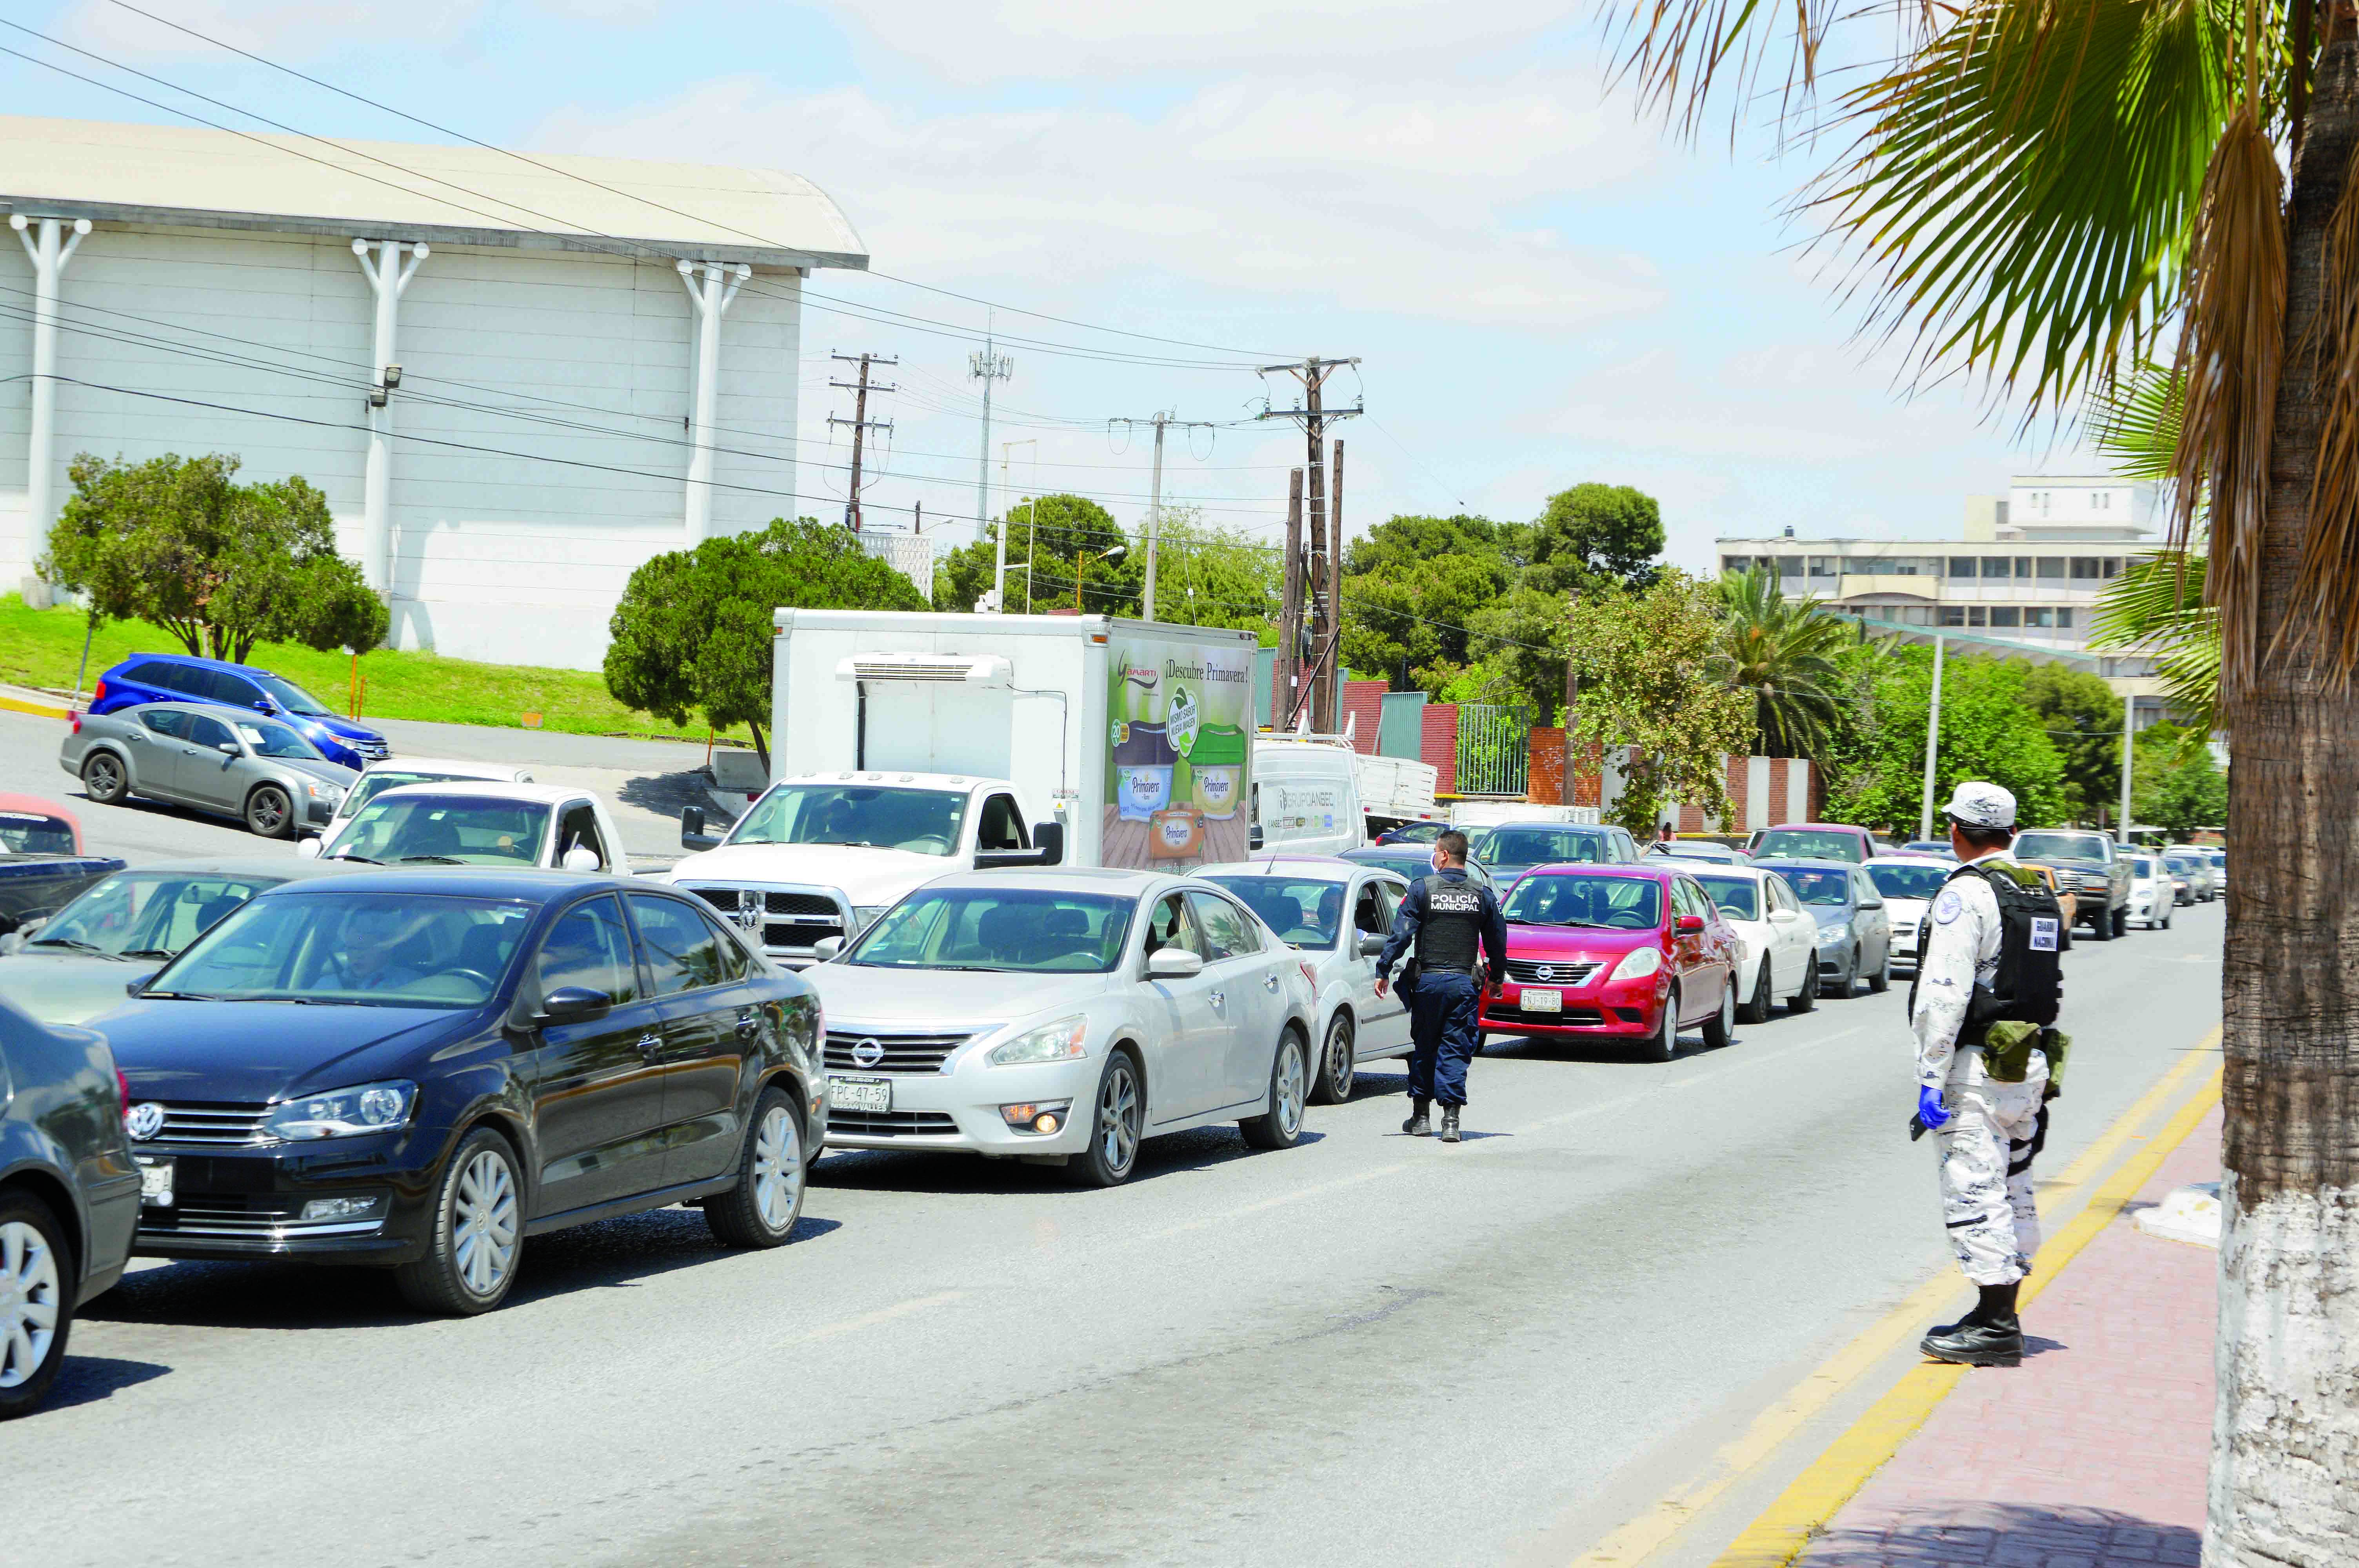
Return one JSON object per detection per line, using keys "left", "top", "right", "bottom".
{"left": 1485, "top": 1005, "right": 1608, "bottom": 1027}
{"left": 1503, "top": 957, "right": 1603, "bottom": 986}
{"left": 351, "top": 739, "right": 391, "bottom": 760}
{"left": 823, "top": 1030, "right": 973, "bottom": 1073}
{"left": 140, "top": 1196, "right": 383, "bottom": 1240}
{"left": 134, "top": 1102, "right": 272, "bottom": 1147}
{"left": 681, "top": 884, "right": 848, "bottom": 954}
{"left": 827, "top": 1109, "right": 959, "bottom": 1138}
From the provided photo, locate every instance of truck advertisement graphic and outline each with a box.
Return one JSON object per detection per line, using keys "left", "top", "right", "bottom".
{"left": 1104, "top": 633, "right": 1255, "bottom": 871}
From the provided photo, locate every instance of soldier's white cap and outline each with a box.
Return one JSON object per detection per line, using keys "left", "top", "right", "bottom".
{"left": 1942, "top": 781, "right": 2017, "bottom": 829}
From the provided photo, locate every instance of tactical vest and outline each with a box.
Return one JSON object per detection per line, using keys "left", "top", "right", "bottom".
{"left": 1908, "top": 860, "right": 2064, "bottom": 1042}
{"left": 1416, "top": 875, "right": 1487, "bottom": 974}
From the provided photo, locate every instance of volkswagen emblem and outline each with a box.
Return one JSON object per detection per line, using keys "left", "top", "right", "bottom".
{"left": 1534, "top": 964, "right": 1556, "bottom": 982}
{"left": 851, "top": 1037, "right": 885, "bottom": 1068}
{"left": 125, "top": 1102, "right": 165, "bottom": 1141}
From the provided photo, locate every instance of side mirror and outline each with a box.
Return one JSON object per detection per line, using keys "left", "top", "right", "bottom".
{"left": 1032, "top": 821, "right": 1064, "bottom": 867}
{"left": 254, "top": 699, "right": 272, "bottom": 713}
{"left": 1147, "top": 946, "right": 1205, "bottom": 980}
{"left": 1357, "top": 933, "right": 1386, "bottom": 957}
{"left": 1675, "top": 914, "right": 1705, "bottom": 934}
{"left": 811, "top": 936, "right": 843, "bottom": 962}
{"left": 294, "top": 837, "right": 324, "bottom": 859}
{"left": 1249, "top": 824, "right": 1265, "bottom": 851}
{"left": 216, "top": 741, "right": 241, "bottom": 756}
{"left": 680, "top": 806, "right": 720, "bottom": 853}
{"left": 124, "top": 970, "right": 160, "bottom": 997}
{"left": 560, "top": 845, "right": 600, "bottom": 872}
{"left": 535, "top": 985, "right": 612, "bottom": 1025}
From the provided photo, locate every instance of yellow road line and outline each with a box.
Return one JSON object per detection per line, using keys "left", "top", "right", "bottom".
{"left": 1568, "top": 1029, "right": 2222, "bottom": 1568}
{"left": 1708, "top": 1062, "right": 2223, "bottom": 1568}
{"left": 0, "top": 693, "right": 70, "bottom": 719}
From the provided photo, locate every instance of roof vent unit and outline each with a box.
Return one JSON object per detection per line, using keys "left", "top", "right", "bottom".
{"left": 835, "top": 653, "right": 1011, "bottom": 687}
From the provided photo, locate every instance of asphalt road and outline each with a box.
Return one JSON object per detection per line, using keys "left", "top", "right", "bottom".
{"left": 8, "top": 898, "right": 2225, "bottom": 1568}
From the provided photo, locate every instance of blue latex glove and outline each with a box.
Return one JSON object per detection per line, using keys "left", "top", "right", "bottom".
{"left": 1916, "top": 1085, "right": 1952, "bottom": 1132}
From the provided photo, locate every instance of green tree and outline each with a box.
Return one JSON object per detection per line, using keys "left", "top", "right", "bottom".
{"left": 1528, "top": 483, "right": 1664, "bottom": 595}
{"left": 1709, "top": 568, "right": 1850, "bottom": 757}
{"left": 1339, "top": 514, "right": 1519, "bottom": 691}
{"left": 1565, "top": 572, "right": 1755, "bottom": 834}
{"left": 1821, "top": 648, "right": 2071, "bottom": 835}
{"left": 2018, "top": 664, "right": 2126, "bottom": 822}
{"left": 2134, "top": 722, "right": 2228, "bottom": 837}
{"left": 1133, "top": 508, "right": 1280, "bottom": 633}
{"left": 40, "top": 451, "right": 387, "bottom": 662}
{"left": 1002, "top": 494, "right": 1132, "bottom": 614}
{"left": 605, "top": 518, "right": 925, "bottom": 769}
{"left": 933, "top": 524, "right": 1001, "bottom": 613}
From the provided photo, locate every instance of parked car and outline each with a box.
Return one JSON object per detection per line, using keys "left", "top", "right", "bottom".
{"left": 2022, "top": 862, "right": 2077, "bottom": 945}
{"left": 1688, "top": 864, "right": 1820, "bottom": 1020}
{"left": 1754, "top": 858, "right": 1895, "bottom": 998}
{"left": 1374, "top": 820, "right": 1447, "bottom": 846}
{"left": 800, "top": 869, "right": 1318, "bottom": 1186}
{"left": 1899, "top": 840, "right": 1959, "bottom": 859}
{"left": 2162, "top": 853, "right": 2203, "bottom": 906}
{"left": 1746, "top": 823, "right": 1879, "bottom": 863}
{"left": 1864, "top": 855, "right": 1952, "bottom": 977}
{"left": 2204, "top": 848, "right": 2228, "bottom": 895}
{"left": 0, "top": 794, "right": 124, "bottom": 937}
{"left": 2011, "top": 829, "right": 2131, "bottom": 940}
{"left": 330, "top": 758, "right": 536, "bottom": 829}
{"left": 1476, "top": 863, "right": 1740, "bottom": 1061}
{"left": 1196, "top": 855, "right": 1414, "bottom": 1103}
{"left": 0, "top": 994, "right": 139, "bottom": 1418}
{"left": 2163, "top": 844, "right": 2217, "bottom": 901}
{"left": 304, "top": 783, "right": 629, "bottom": 873}
{"left": 1338, "top": 844, "right": 1497, "bottom": 889}
{"left": 2126, "top": 854, "right": 2173, "bottom": 930}
{"left": 1468, "top": 822, "right": 1638, "bottom": 888}
{"left": 0, "top": 857, "right": 362, "bottom": 1023}
{"left": 62, "top": 702, "right": 358, "bottom": 839}
{"left": 104, "top": 871, "right": 820, "bottom": 1314}
{"left": 1645, "top": 838, "right": 1750, "bottom": 864}
{"left": 88, "top": 653, "right": 389, "bottom": 771}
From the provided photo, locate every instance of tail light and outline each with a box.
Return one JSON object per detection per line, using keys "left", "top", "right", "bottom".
{"left": 91, "top": 678, "right": 107, "bottom": 706}
{"left": 70, "top": 708, "right": 81, "bottom": 733}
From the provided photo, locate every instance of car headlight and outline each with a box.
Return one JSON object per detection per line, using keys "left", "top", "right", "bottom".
{"left": 1817, "top": 925, "right": 1848, "bottom": 947}
{"left": 1607, "top": 946, "right": 1662, "bottom": 982}
{"left": 851, "top": 905, "right": 889, "bottom": 935}
{"left": 264, "top": 1080, "right": 415, "bottom": 1140}
{"left": 303, "top": 780, "right": 342, "bottom": 801}
{"left": 988, "top": 1015, "right": 1090, "bottom": 1066}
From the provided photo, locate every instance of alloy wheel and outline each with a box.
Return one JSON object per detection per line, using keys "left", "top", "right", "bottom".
{"left": 1274, "top": 1040, "right": 1307, "bottom": 1140}
{"left": 248, "top": 787, "right": 289, "bottom": 836}
{"left": 452, "top": 1149, "right": 518, "bottom": 1299}
{"left": 1098, "top": 1059, "right": 1141, "bottom": 1177}
{"left": 1324, "top": 1017, "right": 1355, "bottom": 1102}
{"left": 752, "top": 1104, "right": 803, "bottom": 1232}
{"left": 0, "top": 1221, "right": 61, "bottom": 1390}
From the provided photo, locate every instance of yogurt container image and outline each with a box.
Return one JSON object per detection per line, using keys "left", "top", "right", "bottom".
{"left": 1147, "top": 802, "right": 1207, "bottom": 860}
{"left": 1187, "top": 724, "right": 1246, "bottom": 819}
{"left": 1114, "top": 722, "right": 1176, "bottom": 822}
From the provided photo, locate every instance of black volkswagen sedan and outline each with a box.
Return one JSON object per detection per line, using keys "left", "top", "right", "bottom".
{"left": 97, "top": 870, "right": 824, "bottom": 1315}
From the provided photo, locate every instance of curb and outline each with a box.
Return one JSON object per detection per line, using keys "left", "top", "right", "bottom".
{"left": 0, "top": 692, "right": 71, "bottom": 719}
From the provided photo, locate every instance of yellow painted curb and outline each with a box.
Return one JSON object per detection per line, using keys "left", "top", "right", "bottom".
{"left": 0, "top": 693, "right": 71, "bottom": 719}
{"left": 1707, "top": 1063, "right": 2224, "bottom": 1568}
{"left": 1569, "top": 1031, "right": 2223, "bottom": 1568}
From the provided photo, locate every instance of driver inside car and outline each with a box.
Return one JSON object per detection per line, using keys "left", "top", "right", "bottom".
{"left": 318, "top": 903, "right": 436, "bottom": 994}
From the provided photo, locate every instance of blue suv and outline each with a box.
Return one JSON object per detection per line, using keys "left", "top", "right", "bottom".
{"left": 90, "top": 655, "right": 391, "bottom": 771}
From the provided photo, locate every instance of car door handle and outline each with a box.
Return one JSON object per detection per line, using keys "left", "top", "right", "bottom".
{"left": 734, "top": 1012, "right": 761, "bottom": 1040}
{"left": 636, "top": 1032, "right": 662, "bottom": 1060}
{"left": 1209, "top": 990, "right": 1225, "bottom": 1009}
{"left": 1263, "top": 973, "right": 1280, "bottom": 991}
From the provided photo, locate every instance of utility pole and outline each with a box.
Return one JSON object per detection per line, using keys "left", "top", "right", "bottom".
{"left": 2119, "top": 688, "right": 2137, "bottom": 845}
{"left": 1919, "top": 633, "right": 1946, "bottom": 842}
{"left": 1283, "top": 470, "right": 1305, "bottom": 724}
{"left": 827, "top": 352, "right": 897, "bottom": 532}
{"left": 1259, "top": 357, "right": 1361, "bottom": 730}
{"left": 1109, "top": 411, "right": 1219, "bottom": 622}
{"left": 972, "top": 314, "right": 1015, "bottom": 601}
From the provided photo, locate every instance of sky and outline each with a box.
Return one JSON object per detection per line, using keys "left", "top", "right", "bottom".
{"left": 5, "top": 0, "right": 2103, "bottom": 575}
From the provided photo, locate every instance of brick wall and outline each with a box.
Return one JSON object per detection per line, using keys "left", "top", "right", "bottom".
{"left": 1421, "top": 703, "right": 1459, "bottom": 795}
{"left": 1528, "top": 726, "right": 1565, "bottom": 804}
{"left": 1569, "top": 739, "right": 1603, "bottom": 808}
{"left": 1341, "top": 679, "right": 1387, "bottom": 754}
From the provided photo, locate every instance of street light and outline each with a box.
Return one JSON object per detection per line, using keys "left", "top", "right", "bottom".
{"left": 1078, "top": 542, "right": 1125, "bottom": 612}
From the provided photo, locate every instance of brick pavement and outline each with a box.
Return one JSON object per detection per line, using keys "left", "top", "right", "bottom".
{"left": 1791, "top": 1105, "right": 2222, "bottom": 1568}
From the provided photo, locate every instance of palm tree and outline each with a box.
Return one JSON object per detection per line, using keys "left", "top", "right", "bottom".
{"left": 1710, "top": 567, "right": 1850, "bottom": 756}
{"left": 2085, "top": 363, "right": 2223, "bottom": 728}
{"left": 1608, "top": 4, "right": 2357, "bottom": 1557}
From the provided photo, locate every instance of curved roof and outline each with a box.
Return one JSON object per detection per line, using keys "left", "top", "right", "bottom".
{"left": 0, "top": 114, "right": 865, "bottom": 270}
{"left": 0, "top": 793, "right": 80, "bottom": 853}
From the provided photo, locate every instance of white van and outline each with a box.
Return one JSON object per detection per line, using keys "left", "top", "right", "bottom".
{"left": 1252, "top": 736, "right": 1365, "bottom": 858}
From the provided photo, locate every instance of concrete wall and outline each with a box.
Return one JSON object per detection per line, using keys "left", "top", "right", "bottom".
{"left": 2, "top": 223, "right": 803, "bottom": 670}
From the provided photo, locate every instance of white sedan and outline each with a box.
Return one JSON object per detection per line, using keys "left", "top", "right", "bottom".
{"left": 1688, "top": 864, "right": 1821, "bottom": 1020}
{"left": 1864, "top": 855, "right": 1955, "bottom": 976}
{"left": 1194, "top": 855, "right": 1414, "bottom": 1103}
{"left": 802, "top": 869, "right": 1319, "bottom": 1186}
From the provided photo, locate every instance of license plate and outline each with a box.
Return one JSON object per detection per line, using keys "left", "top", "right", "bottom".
{"left": 136, "top": 1155, "right": 174, "bottom": 1208}
{"left": 830, "top": 1076, "right": 892, "bottom": 1114}
{"left": 1519, "top": 988, "right": 1562, "bottom": 1013}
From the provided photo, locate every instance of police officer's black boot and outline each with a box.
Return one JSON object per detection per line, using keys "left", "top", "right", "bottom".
{"left": 1402, "top": 1098, "right": 1431, "bottom": 1137}
{"left": 1439, "top": 1105, "right": 1462, "bottom": 1143}
{"left": 1919, "top": 1283, "right": 2023, "bottom": 1367}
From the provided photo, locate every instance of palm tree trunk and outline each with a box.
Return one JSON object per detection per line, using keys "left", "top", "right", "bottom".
{"left": 2211, "top": 29, "right": 2359, "bottom": 1565}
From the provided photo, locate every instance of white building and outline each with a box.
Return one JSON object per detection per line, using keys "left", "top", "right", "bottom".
{"left": 2, "top": 115, "right": 866, "bottom": 670}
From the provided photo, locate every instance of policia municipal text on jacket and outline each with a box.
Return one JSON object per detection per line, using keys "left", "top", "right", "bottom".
{"left": 1376, "top": 829, "right": 1508, "bottom": 1144}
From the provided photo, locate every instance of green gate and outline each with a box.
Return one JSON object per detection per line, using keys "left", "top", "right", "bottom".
{"left": 1454, "top": 704, "right": 1529, "bottom": 797}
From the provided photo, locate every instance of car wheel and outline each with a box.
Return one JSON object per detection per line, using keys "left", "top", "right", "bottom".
{"left": 1071, "top": 1051, "right": 1144, "bottom": 1187}
{"left": 1240, "top": 1030, "right": 1310, "bottom": 1151}
{"left": 2086, "top": 909, "right": 2112, "bottom": 942}
{"left": 2112, "top": 906, "right": 2128, "bottom": 939}
{"left": 1867, "top": 947, "right": 1892, "bottom": 994}
{"left": 1702, "top": 979, "right": 1735, "bottom": 1049}
{"left": 705, "top": 1085, "right": 805, "bottom": 1248}
{"left": 244, "top": 784, "right": 294, "bottom": 839}
{"left": 394, "top": 1127, "right": 523, "bottom": 1316}
{"left": 2163, "top": 907, "right": 2174, "bottom": 930}
{"left": 1787, "top": 958, "right": 1818, "bottom": 1014}
{"left": 80, "top": 750, "right": 128, "bottom": 806}
{"left": 1738, "top": 956, "right": 1774, "bottom": 1024}
{"left": 0, "top": 1191, "right": 72, "bottom": 1420}
{"left": 1312, "top": 1013, "right": 1356, "bottom": 1105}
{"left": 1647, "top": 985, "right": 1681, "bottom": 1062}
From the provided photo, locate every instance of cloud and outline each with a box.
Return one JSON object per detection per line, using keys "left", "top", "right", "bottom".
{"left": 60, "top": 0, "right": 653, "bottom": 56}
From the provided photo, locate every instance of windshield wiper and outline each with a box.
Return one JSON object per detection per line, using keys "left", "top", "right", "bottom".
{"left": 396, "top": 855, "right": 465, "bottom": 864}
{"left": 118, "top": 948, "right": 176, "bottom": 961}
{"left": 29, "top": 936, "right": 106, "bottom": 954}
{"left": 140, "top": 990, "right": 215, "bottom": 1000}
{"left": 925, "top": 963, "right": 1016, "bottom": 972}
{"left": 326, "top": 852, "right": 381, "bottom": 864}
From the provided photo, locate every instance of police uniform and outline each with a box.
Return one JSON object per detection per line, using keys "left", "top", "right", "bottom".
{"left": 1377, "top": 864, "right": 1507, "bottom": 1141}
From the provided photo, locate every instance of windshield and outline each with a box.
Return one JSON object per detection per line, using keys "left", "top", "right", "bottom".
{"left": 1476, "top": 826, "right": 1607, "bottom": 866}
{"left": 1500, "top": 873, "right": 1661, "bottom": 929}
{"left": 1753, "top": 829, "right": 1864, "bottom": 862}
{"left": 1693, "top": 874, "right": 1758, "bottom": 920}
{"left": 1868, "top": 862, "right": 1949, "bottom": 901}
{"left": 330, "top": 795, "right": 550, "bottom": 865}
{"left": 2014, "top": 831, "right": 2110, "bottom": 862}
{"left": 231, "top": 718, "right": 320, "bottom": 760}
{"left": 339, "top": 770, "right": 494, "bottom": 819}
{"left": 250, "top": 672, "right": 334, "bottom": 717}
{"left": 849, "top": 888, "right": 1134, "bottom": 973}
{"left": 2165, "top": 855, "right": 2197, "bottom": 872}
{"left": 2129, "top": 857, "right": 2157, "bottom": 878}
{"left": 729, "top": 784, "right": 967, "bottom": 856}
{"left": 1206, "top": 875, "right": 1345, "bottom": 947}
{"left": 151, "top": 891, "right": 532, "bottom": 1006}
{"left": 31, "top": 869, "right": 285, "bottom": 958}
{"left": 1773, "top": 868, "right": 1854, "bottom": 907}
{"left": 0, "top": 810, "right": 75, "bottom": 855}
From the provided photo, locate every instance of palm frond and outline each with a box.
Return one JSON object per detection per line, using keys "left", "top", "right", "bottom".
{"left": 2090, "top": 549, "right": 2222, "bottom": 730}
{"left": 1710, "top": 567, "right": 1852, "bottom": 754}
{"left": 2085, "top": 359, "right": 2186, "bottom": 481}
{"left": 2281, "top": 138, "right": 2359, "bottom": 689}
{"left": 1607, "top": 0, "right": 1854, "bottom": 144}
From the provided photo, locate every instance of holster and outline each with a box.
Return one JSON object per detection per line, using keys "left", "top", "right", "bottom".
{"left": 1980, "top": 1019, "right": 2042, "bottom": 1083}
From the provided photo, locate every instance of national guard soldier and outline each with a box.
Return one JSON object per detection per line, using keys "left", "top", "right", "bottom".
{"left": 1909, "top": 781, "right": 2068, "bottom": 1367}
{"left": 1375, "top": 828, "right": 1508, "bottom": 1144}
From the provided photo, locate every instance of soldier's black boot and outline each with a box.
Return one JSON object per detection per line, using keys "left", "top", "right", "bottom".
{"left": 1403, "top": 1098, "right": 1431, "bottom": 1137}
{"left": 1920, "top": 1283, "right": 2023, "bottom": 1367}
{"left": 1439, "top": 1105, "right": 1462, "bottom": 1143}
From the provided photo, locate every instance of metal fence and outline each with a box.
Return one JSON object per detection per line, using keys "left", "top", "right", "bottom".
{"left": 1455, "top": 703, "right": 1529, "bottom": 797}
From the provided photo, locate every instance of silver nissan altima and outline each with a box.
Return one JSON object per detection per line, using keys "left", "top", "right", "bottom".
{"left": 803, "top": 867, "right": 1319, "bottom": 1186}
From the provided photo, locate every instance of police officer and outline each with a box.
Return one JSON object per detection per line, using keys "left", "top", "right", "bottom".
{"left": 1375, "top": 828, "right": 1507, "bottom": 1143}
{"left": 1910, "top": 781, "right": 2063, "bottom": 1367}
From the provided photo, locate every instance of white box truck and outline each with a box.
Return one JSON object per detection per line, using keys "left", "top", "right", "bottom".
{"left": 1355, "top": 752, "right": 1440, "bottom": 833}
{"left": 649, "top": 610, "right": 1261, "bottom": 965}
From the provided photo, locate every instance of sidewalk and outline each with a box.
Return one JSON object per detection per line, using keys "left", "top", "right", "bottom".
{"left": 1789, "top": 1105, "right": 2222, "bottom": 1568}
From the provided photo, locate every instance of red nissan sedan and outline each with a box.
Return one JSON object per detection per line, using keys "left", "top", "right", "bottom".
{"left": 1477, "top": 862, "right": 1740, "bottom": 1061}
